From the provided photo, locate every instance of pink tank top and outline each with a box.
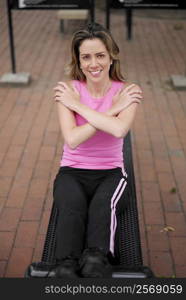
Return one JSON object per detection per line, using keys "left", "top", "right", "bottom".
{"left": 60, "top": 80, "right": 125, "bottom": 169}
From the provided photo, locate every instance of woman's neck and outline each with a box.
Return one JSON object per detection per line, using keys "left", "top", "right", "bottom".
{"left": 86, "top": 79, "right": 112, "bottom": 98}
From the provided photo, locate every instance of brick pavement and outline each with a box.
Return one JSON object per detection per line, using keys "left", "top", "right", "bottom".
{"left": 0, "top": 2, "right": 186, "bottom": 278}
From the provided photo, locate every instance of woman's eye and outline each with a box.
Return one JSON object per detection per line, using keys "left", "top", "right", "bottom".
{"left": 82, "top": 56, "right": 89, "bottom": 60}
{"left": 98, "top": 54, "right": 105, "bottom": 58}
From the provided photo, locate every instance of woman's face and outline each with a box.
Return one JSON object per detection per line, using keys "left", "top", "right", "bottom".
{"left": 79, "top": 38, "right": 112, "bottom": 83}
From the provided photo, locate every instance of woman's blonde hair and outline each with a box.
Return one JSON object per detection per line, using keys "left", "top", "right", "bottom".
{"left": 66, "top": 22, "right": 125, "bottom": 82}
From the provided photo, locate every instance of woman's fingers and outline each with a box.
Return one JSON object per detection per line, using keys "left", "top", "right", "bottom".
{"left": 124, "top": 84, "right": 142, "bottom": 94}
{"left": 54, "top": 91, "right": 62, "bottom": 97}
{"left": 54, "top": 82, "right": 66, "bottom": 91}
{"left": 131, "top": 98, "right": 141, "bottom": 104}
{"left": 119, "top": 89, "right": 143, "bottom": 100}
{"left": 54, "top": 82, "right": 79, "bottom": 96}
{"left": 54, "top": 87, "right": 64, "bottom": 94}
{"left": 53, "top": 90, "right": 63, "bottom": 102}
{"left": 58, "top": 81, "right": 68, "bottom": 89}
{"left": 130, "top": 92, "right": 143, "bottom": 99}
{"left": 53, "top": 82, "right": 68, "bottom": 93}
{"left": 54, "top": 96, "right": 61, "bottom": 102}
{"left": 123, "top": 84, "right": 136, "bottom": 92}
{"left": 128, "top": 91, "right": 143, "bottom": 97}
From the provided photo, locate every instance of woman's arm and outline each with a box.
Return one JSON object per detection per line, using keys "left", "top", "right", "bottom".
{"left": 55, "top": 82, "right": 142, "bottom": 148}
{"left": 56, "top": 81, "right": 99, "bottom": 149}
{"left": 56, "top": 99, "right": 123, "bottom": 149}
{"left": 56, "top": 102, "right": 97, "bottom": 149}
{"left": 74, "top": 102, "right": 138, "bottom": 138}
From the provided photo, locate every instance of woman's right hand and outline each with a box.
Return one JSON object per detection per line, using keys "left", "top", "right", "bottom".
{"left": 111, "top": 83, "right": 143, "bottom": 116}
{"left": 54, "top": 81, "right": 80, "bottom": 111}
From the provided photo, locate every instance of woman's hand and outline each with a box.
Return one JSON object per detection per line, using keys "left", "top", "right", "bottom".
{"left": 54, "top": 81, "right": 80, "bottom": 111}
{"left": 110, "top": 83, "right": 143, "bottom": 116}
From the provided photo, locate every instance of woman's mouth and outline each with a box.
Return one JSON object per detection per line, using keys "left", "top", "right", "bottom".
{"left": 89, "top": 70, "right": 102, "bottom": 77}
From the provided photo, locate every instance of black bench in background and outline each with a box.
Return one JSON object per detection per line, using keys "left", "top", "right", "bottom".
{"left": 25, "top": 132, "right": 154, "bottom": 278}
{"left": 106, "top": 0, "right": 186, "bottom": 40}
{"left": 6, "top": 0, "right": 95, "bottom": 74}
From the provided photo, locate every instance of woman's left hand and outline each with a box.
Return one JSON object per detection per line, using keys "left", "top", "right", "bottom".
{"left": 54, "top": 82, "right": 80, "bottom": 111}
{"left": 111, "top": 83, "right": 143, "bottom": 115}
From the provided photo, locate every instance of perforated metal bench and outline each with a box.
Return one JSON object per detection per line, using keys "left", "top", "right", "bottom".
{"left": 25, "top": 132, "right": 154, "bottom": 278}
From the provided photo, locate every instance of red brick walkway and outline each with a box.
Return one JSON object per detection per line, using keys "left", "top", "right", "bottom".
{"left": 0, "top": 2, "right": 186, "bottom": 278}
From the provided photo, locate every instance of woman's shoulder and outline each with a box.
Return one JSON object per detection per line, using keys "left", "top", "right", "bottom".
{"left": 121, "top": 80, "right": 142, "bottom": 91}
{"left": 55, "top": 80, "right": 81, "bottom": 93}
{"left": 65, "top": 79, "right": 83, "bottom": 92}
{"left": 60, "top": 80, "right": 75, "bottom": 88}
{"left": 112, "top": 80, "right": 127, "bottom": 91}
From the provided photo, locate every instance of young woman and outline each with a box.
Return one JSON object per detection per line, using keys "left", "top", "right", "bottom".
{"left": 52, "top": 22, "right": 142, "bottom": 278}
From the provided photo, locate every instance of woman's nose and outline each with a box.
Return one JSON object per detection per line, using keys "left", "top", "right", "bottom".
{"left": 90, "top": 57, "right": 98, "bottom": 67}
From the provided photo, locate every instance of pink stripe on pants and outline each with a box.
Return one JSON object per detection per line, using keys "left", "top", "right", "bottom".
{"left": 109, "top": 179, "right": 127, "bottom": 255}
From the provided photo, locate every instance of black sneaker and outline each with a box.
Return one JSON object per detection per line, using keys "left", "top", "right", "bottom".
{"left": 79, "top": 247, "right": 112, "bottom": 278}
{"left": 25, "top": 262, "right": 58, "bottom": 278}
{"left": 53, "top": 257, "right": 80, "bottom": 278}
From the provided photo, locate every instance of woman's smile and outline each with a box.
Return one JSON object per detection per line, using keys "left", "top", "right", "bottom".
{"left": 89, "top": 70, "right": 102, "bottom": 77}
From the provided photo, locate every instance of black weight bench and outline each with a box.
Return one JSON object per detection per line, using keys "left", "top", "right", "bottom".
{"left": 25, "top": 132, "right": 154, "bottom": 278}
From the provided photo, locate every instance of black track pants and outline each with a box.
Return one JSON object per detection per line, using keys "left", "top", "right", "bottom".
{"left": 53, "top": 166, "right": 128, "bottom": 260}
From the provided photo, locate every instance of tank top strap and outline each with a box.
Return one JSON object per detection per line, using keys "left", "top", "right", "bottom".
{"left": 72, "top": 80, "right": 82, "bottom": 93}
{"left": 109, "top": 81, "right": 125, "bottom": 96}
{"left": 102, "top": 81, "right": 124, "bottom": 103}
